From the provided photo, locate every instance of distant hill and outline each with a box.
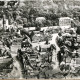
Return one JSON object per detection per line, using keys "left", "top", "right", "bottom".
{"left": 22, "top": 0, "right": 80, "bottom": 14}
{"left": 23, "top": 0, "right": 58, "bottom": 13}
{"left": 53, "top": 0, "right": 80, "bottom": 9}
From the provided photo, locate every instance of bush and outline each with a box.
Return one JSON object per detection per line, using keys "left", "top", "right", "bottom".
{"left": 22, "top": 18, "right": 27, "bottom": 24}
{"left": 61, "top": 12, "right": 68, "bottom": 17}
{"left": 16, "top": 19, "right": 23, "bottom": 24}
{"left": 23, "top": 22, "right": 32, "bottom": 28}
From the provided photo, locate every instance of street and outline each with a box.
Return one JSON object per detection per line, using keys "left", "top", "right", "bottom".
{"left": 6, "top": 45, "right": 24, "bottom": 79}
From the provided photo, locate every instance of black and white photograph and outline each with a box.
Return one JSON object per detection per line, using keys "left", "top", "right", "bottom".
{"left": 0, "top": 0, "right": 80, "bottom": 79}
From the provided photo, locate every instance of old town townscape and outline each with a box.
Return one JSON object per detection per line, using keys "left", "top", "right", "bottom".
{"left": 0, "top": 0, "right": 80, "bottom": 79}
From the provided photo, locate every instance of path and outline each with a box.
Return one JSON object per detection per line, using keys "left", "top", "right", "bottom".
{"left": 8, "top": 45, "right": 24, "bottom": 79}
{"left": 49, "top": 33, "right": 60, "bottom": 69}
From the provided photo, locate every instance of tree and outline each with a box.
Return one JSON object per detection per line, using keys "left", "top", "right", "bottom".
{"left": 16, "top": 19, "right": 23, "bottom": 24}
{"left": 22, "top": 18, "right": 27, "bottom": 24}
{"left": 23, "top": 22, "right": 31, "bottom": 28}
{"left": 46, "top": 20, "right": 52, "bottom": 26}
{"left": 29, "top": 8, "right": 37, "bottom": 15}
{"left": 61, "top": 12, "right": 68, "bottom": 17}
{"left": 12, "top": 11, "right": 17, "bottom": 21}
{"left": 0, "top": 1, "right": 5, "bottom": 6}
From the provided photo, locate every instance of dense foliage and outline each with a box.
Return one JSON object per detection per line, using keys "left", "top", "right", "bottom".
{"left": 0, "top": 1, "right": 80, "bottom": 28}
